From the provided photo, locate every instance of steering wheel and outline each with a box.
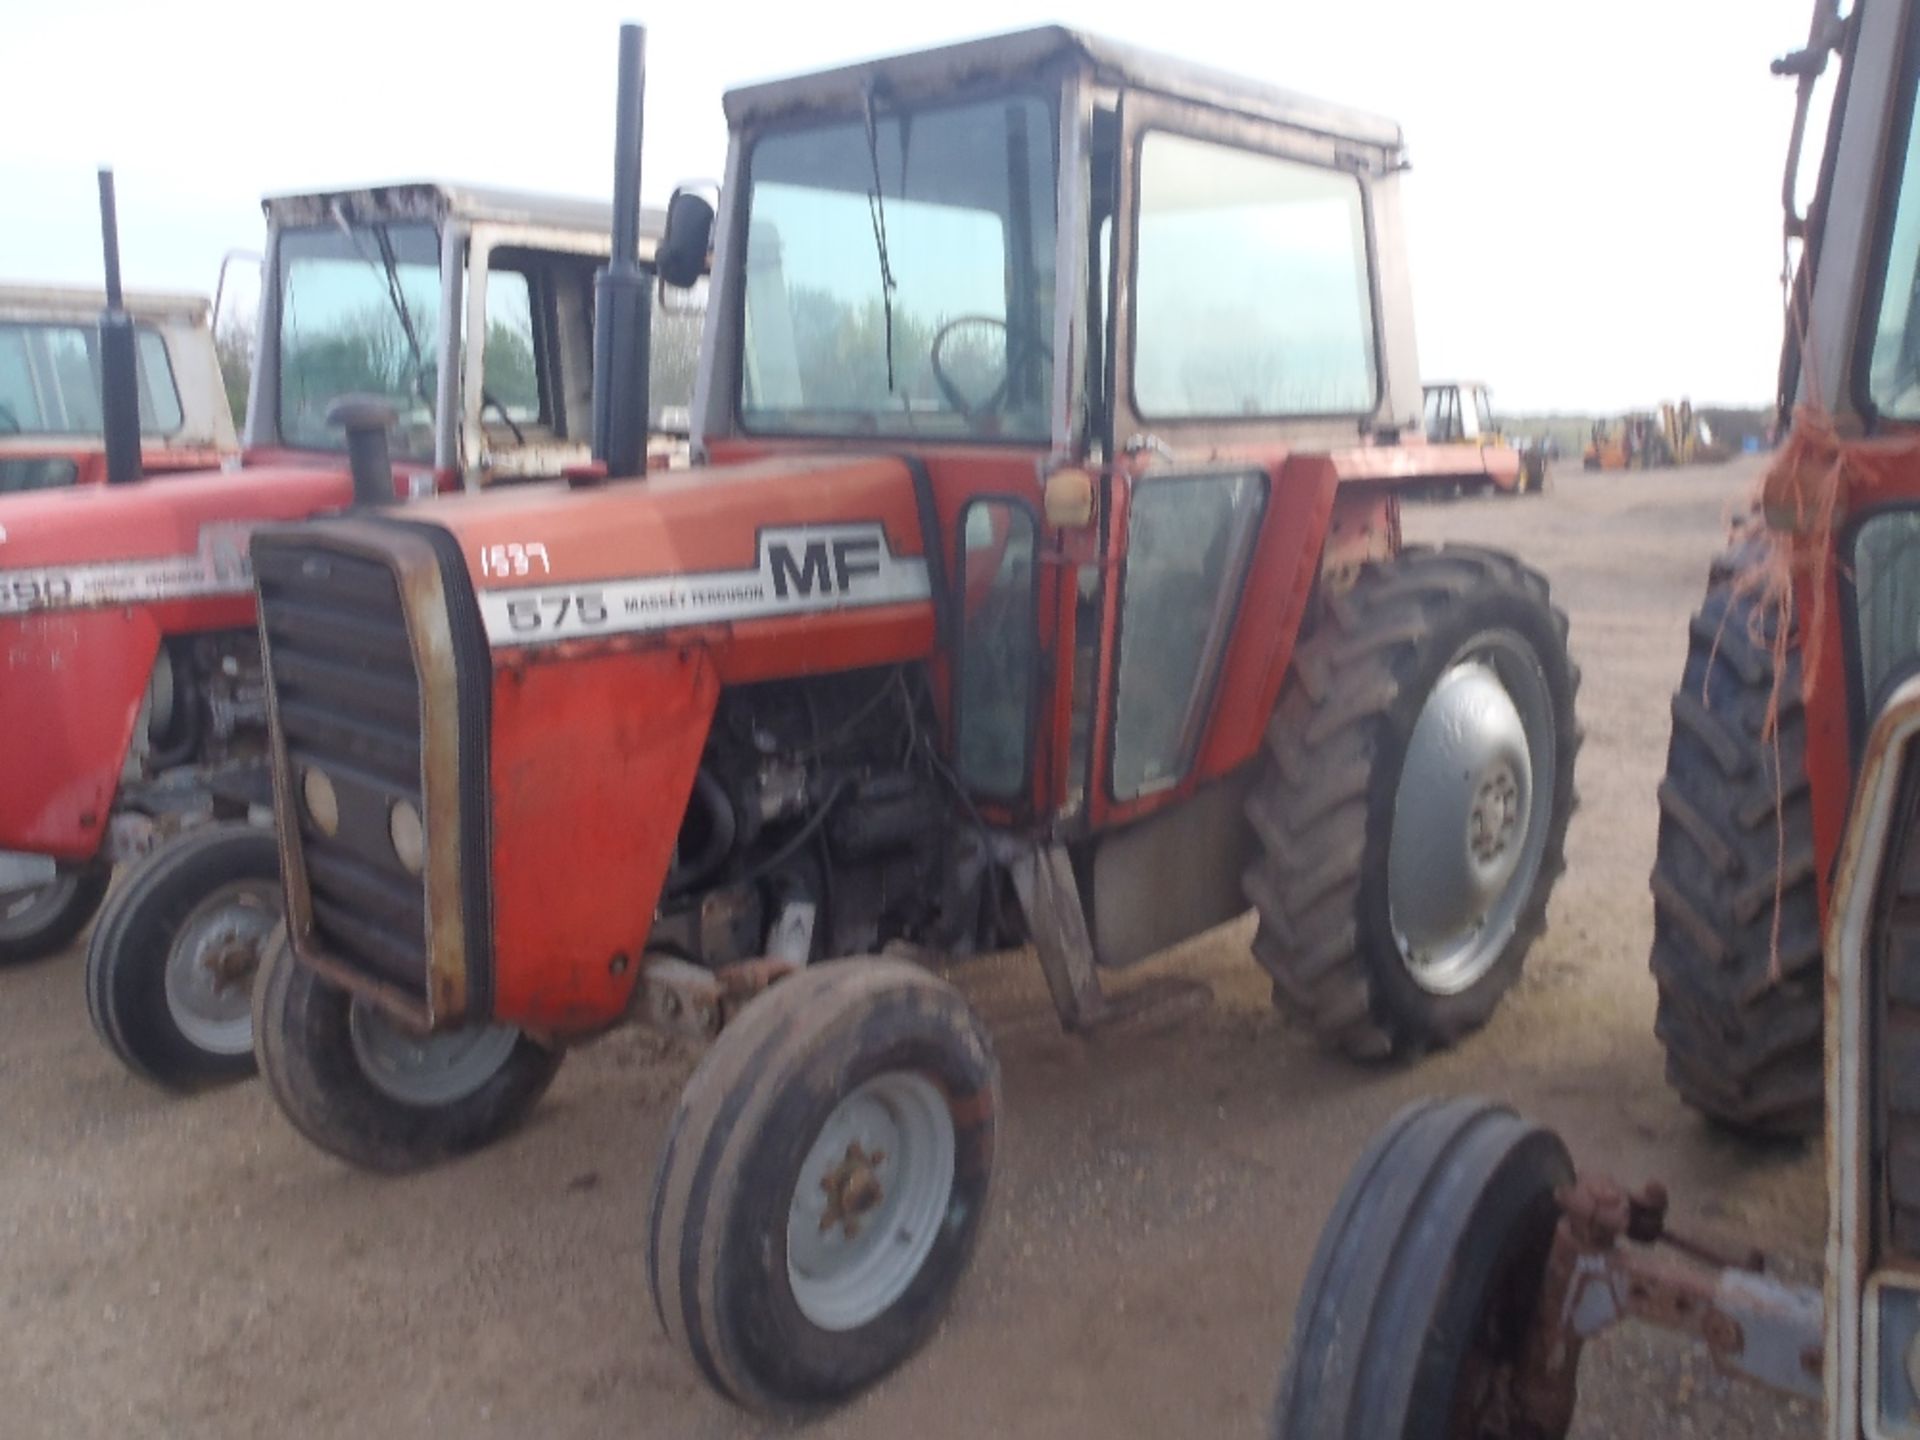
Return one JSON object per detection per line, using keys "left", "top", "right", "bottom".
{"left": 930, "top": 316, "right": 1051, "bottom": 422}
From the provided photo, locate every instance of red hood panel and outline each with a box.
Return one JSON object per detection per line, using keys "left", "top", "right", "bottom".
{"left": 401, "top": 454, "right": 934, "bottom": 652}
{"left": 0, "top": 464, "right": 352, "bottom": 616}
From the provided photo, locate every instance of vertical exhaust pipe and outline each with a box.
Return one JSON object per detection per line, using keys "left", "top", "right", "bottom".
{"left": 591, "top": 22, "right": 653, "bottom": 479}
{"left": 97, "top": 168, "right": 143, "bottom": 485}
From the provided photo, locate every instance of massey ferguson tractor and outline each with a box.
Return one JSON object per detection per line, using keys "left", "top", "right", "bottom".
{"left": 244, "top": 23, "right": 1582, "bottom": 1414}
{"left": 1275, "top": 2, "right": 1920, "bottom": 1435}
{"left": 0, "top": 176, "right": 686, "bottom": 1094}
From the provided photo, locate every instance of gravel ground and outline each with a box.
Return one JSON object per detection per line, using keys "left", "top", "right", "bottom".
{"left": 0, "top": 456, "right": 1823, "bottom": 1438}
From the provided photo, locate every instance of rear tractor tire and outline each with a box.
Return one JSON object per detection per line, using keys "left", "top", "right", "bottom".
{"left": 1243, "top": 546, "right": 1581, "bottom": 1060}
{"left": 1274, "top": 1097, "right": 1575, "bottom": 1439}
{"left": 252, "top": 925, "right": 562, "bottom": 1173}
{"left": 647, "top": 959, "right": 998, "bottom": 1415}
{"left": 0, "top": 862, "right": 110, "bottom": 966}
{"left": 86, "top": 822, "right": 277, "bottom": 1089}
{"left": 1648, "top": 547, "right": 1821, "bottom": 1138}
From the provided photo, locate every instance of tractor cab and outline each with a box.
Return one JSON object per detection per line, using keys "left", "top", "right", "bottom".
{"left": 0, "top": 283, "right": 237, "bottom": 492}
{"left": 1420, "top": 378, "right": 1543, "bottom": 492}
{"left": 248, "top": 182, "right": 697, "bottom": 490}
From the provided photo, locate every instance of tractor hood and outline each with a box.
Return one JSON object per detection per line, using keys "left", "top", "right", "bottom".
{"left": 402, "top": 453, "right": 938, "bottom": 665}
{"left": 0, "top": 461, "right": 351, "bottom": 617}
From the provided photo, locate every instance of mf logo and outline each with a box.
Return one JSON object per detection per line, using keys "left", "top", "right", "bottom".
{"left": 768, "top": 534, "right": 883, "bottom": 600}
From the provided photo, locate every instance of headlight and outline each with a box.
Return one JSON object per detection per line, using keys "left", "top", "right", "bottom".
{"left": 302, "top": 767, "right": 340, "bottom": 837}
{"left": 1870, "top": 1276, "right": 1920, "bottom": 1437}
{"left": 389, "top": 799, "right": 425, "bottom": 876}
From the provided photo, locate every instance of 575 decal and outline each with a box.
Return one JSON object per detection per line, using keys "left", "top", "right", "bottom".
{"left": 504, "top": 590, "right": 607, "bottom": 634}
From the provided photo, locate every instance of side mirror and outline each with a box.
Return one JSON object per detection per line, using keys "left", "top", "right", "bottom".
{"left": 656, "top": 187, "right": 715, "bottom": 289}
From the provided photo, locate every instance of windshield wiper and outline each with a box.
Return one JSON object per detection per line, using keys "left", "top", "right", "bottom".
{"left": 862, "top": 85, "right": 900, "bottom": 393}
{"left": 329, "top": 202, "right": 435, "bottom": 421}
{"left": 370, "top": 222, "right": 434, "bottom": 413}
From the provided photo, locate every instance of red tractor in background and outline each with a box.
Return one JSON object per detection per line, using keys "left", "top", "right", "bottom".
{"left": 0, "top": 176, "right": 693, "bottom": 1094}
{"left": 0, "top": 278, "right": 237, "bottom": 493}
{"left": 1275, "top": 3, "right": 1920, "bottom": 1436}
{"left": 245, "top": 24, "right": 1583, "bottom": 1414}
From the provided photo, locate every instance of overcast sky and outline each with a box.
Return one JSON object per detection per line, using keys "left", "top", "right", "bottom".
{"left": 2, "top": 0, "right": 1820, "bottom": 413}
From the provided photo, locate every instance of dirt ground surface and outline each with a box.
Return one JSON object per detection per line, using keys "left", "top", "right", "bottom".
{"left": 3, "top": 456, "right": 1827, "bottom": 1439}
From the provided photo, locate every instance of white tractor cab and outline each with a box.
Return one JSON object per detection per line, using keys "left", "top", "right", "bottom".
{"left": 0, "top": 282, "right": 237, "bottom": 492}
{"left": 246, "top": 182, "right": 703, "bottom": 489}
{"left": 1421, "top": 379, "right": 1545, "bottom": 495}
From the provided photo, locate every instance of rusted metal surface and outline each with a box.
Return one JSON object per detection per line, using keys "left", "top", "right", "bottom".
{"left": 1515, "top": 1173, "right": 1824, "bottom": 1433}
{"left": 633, "top": 952, "right": 796, "bottom": 1039}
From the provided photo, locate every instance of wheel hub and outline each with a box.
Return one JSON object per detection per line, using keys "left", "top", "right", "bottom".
{"left": 164, "top": 879, "right": 280, "bottom": 1055}
{"left": 1388, "top": 643, "right": 1556, "bottom": 997}
{"left": 818, "top": 1140, "right": 889, "bottom": 1238}
{"left": 786, "top": 1071, "right": 956, "bottom": 1333}
{"left": 347, "top": 1002, "right": 521, "bottom": 1107}
{"left": 1468, "top": 764, "right": 1522, "bottom": 865}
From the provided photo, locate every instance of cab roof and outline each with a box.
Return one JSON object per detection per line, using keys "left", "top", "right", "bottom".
{"left": 724, "top": 25, "right": 1406, "bottom": 156}
{"left": 0, "top": 282, "right": 212, "bottom": 326}
{"left": 260, "top": 182, "right": 666, "bottom": 240}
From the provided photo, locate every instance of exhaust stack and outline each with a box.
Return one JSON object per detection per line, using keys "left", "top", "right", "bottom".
{"left": 590, "top": 22, "right": 653, "bottom": 479}
{"left": 96, "top": 168, "right": 143, "bottom": 485}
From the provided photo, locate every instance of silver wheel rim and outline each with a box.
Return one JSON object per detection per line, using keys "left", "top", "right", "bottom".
{"left": 0, "top": 872, "right": 80, "bottom": 942}
{"left": 786, "top": 1071, "right": 956, "bottom": 1333}
{"left": 1387, "top": 631, "right": 1556, "bottom": 996}
{"left": 348, "top": 1003, "right": 521, "bottom": 1106}
{"left": 163, "top": 878, "right": 279, "bottom": 1055}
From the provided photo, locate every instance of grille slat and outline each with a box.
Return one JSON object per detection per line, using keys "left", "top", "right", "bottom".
{"left": 258, "top": 535, "right": 431, "bottom": 1001}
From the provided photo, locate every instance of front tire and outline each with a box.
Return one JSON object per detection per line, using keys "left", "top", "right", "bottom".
{"left": 1243, "top": 547, "right": 1581, "bottom": 1059}
{"left": 1273, "top": 1097, "right": 1574, "bottom": 1439}
{"left": 252, "top": 926, "right": 561, "bottom": 1172}
{"left": 1648, "top": 546, "right": 1821, "bottom": 1137}
{"left": 647, "top": 959, "right": 998, "bottom": 1415}
{"left": 0, "top": 862, "right": 110, "bottom": 965}
{"left": 85, "top": 822, "right": 278, "bottom": 1088}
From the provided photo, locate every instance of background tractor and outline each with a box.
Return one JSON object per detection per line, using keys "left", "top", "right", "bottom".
{"left": 0, "top": 276, "right": 237, "bottom": 493}
{"left": 0, "top": 176, "right": 695, "bottom": 1094}
{"left": 245, "top": 22, "right": 1583, "bottom": 1417}
{"left": 1422, "top": 379, "right": 1549, "bottom": 494}
{"left": 1274, "top": 2, "right": 1920, "bottom": 1434}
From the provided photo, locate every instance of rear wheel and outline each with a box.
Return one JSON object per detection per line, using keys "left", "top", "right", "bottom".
{"left": 1273, "top": 1097, "right": 1574, "bottom": 1439}
{"left": 1243, "top": 547, "right": 1581, "bottom": 1059}
{"left": 85, "top": 823, "right": 277, "bottom": 1088}
{"left": 647, "top": 959, "right": 998, "bottom": 1415}
{"left": 0, "top": 863, "right": 110, "bottom": 965}
{"left": 252, "top": 926, "right": 561, "bottom": 1172}
{"left": 1649, "top": 545, "right": 1821, "bottom": 1137}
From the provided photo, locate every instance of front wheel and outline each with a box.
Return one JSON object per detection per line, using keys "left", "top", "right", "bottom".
{"left": 647, "top": 959, "right": 999, "bottom": 1415}
{"left": 1243, "top": 546, "right": 1581, "bottom": 1059}
{"left": 0, "top": 862, "right": 110, "bottom": 965}
{"left": 1274, "top": 1097, "right": 1575, "bottom": 1439}
{"left": 252, "top": 926, "right": 561, "bottom": 1173}
{"left": 85, "top": 822, "right": 278, "bottom": 1088}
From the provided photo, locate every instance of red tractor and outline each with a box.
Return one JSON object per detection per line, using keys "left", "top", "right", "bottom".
{"left": 0, "top": 177, "right": 690, "bottom": 1094}
{"left": 1275, "top": 3, "right": 1920, "bottom": 1435}
{"left": 246, "top": 24, "right": 1583, "bottom": 1413}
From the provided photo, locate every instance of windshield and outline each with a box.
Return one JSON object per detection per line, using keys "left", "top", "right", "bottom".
{"left": 739, "top": 92, "right": 1058, "bottom": 441}
{"left": 277, "top": 222, "right": 440, "bottom": 455}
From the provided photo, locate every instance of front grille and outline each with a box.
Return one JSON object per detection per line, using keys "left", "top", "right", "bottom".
{"left": 255, "top": 537, "right": 430, "bottom": 997}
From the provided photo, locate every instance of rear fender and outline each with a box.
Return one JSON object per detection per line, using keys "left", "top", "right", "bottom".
{"left": 488, "top": 643, "right": 720, "bottom": 1032}
{"left": 0, "top": 609, "right": 159, "bottom": 859}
